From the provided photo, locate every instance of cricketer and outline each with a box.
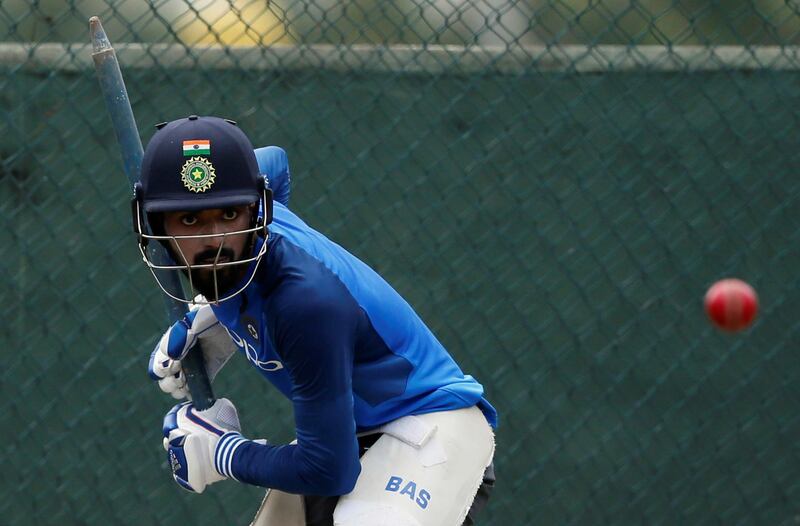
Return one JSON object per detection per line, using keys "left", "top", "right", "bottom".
{"left": 140, "top": 115, "right": 498, "bottom": 525}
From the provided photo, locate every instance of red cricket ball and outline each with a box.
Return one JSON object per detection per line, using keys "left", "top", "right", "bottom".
{"left": 704, "top": 278, "right": 758, "bottom": 332}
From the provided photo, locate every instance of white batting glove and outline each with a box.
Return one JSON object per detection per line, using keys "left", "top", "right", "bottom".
{"left": 148, "top": 296, "right": 236, "bottom": 399}
{"left": 162, "top": 398, "right": 251, "bottom": 493}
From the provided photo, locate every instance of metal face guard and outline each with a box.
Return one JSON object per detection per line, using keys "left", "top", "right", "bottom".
{"left": 132, "top": 189, "right": 271, "bottom": 305}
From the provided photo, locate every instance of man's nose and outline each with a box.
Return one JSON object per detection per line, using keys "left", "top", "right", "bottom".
{"left": 198, "top": 222, "right": 227, "bottom": 250}
{"left": 201, "top": 220, "right": 226, "bottom": 237}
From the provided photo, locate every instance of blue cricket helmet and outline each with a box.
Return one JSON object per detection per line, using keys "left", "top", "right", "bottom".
{"left": 139, "top": 115, "right": 263, "bottom": 212}
{"left": 131, "top": 115, "right": 274, "bottom": 305}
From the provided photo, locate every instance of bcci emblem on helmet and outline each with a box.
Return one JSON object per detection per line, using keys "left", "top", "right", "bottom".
{"left": 181, "top": 156, "right": 216, "bottom": 193}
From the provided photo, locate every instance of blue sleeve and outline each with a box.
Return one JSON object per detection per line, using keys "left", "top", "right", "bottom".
{"left": 229, "top": 287, "right": 361, "bottom": 495}
{"left": 254, "top": 146, "right": 291, "bottom": 207}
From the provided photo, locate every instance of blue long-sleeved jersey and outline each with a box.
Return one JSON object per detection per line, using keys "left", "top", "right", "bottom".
{"left": 209, "top": 160, "right": 497, "bottom": 496}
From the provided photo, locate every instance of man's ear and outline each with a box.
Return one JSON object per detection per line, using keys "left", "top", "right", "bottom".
{"left": 148, "top": 211, "right": 165, "bottom": 236}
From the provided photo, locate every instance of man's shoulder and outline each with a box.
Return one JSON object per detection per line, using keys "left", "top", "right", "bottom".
{"left": 261, "top": 267, "right": 360, "bottom": 351}
{"left": 262, "top": 234, "right": 358, "bottom": 323}
{"left": 266, "top": 232, "right": 346, "bottom": 288}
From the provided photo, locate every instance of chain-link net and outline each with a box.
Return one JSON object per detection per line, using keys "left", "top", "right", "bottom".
{"left": 2, "top": 1, "right": 799, "bottom": 524}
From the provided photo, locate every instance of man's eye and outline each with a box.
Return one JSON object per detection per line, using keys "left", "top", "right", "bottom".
{"left": 223, "top": 209, "right": 238, "bottom": 220}
{"left": 181, "top": 215, "right": 198, "bottom": 226}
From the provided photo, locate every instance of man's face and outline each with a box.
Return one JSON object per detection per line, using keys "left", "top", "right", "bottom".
{"left": 163, "top": 205, "right": 254, "bottom": 300}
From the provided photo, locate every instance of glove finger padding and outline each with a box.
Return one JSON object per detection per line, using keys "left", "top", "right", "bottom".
{"left": 149, "top": 346, "right": 180, "bottom": 377}
{"left": 148, "top": 346, "right": 179, "bottom": 380}
{"left": 159, "top": 373, "right": 188, "bottom": 399}
{"left": 149, "top": 341, "right": 187, "bottom": 399}
{"left": 148, "top": 305, "right": 238, "bottom": 399}
{"left": 167, "top": 432, "right": 217, "bottom": 493}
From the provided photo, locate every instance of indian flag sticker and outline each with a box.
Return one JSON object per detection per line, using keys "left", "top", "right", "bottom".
{"left": 183, "top": 139, "right": 210, "bottom": 156}
{"left": 180, "top": 157, "right": 216, "bottom": 193}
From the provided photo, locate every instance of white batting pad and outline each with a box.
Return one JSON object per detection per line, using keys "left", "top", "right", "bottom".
{"left": 335, "top": 406, "right": 494, "bottom": 526}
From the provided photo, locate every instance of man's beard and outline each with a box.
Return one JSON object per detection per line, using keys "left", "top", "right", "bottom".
{"left": 188, "top": 246, "right": 248, "bottom": 301}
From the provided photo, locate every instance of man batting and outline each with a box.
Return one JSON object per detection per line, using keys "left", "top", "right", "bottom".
{"left": 139, "top": 115, "right": 497, "bottom": 525}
